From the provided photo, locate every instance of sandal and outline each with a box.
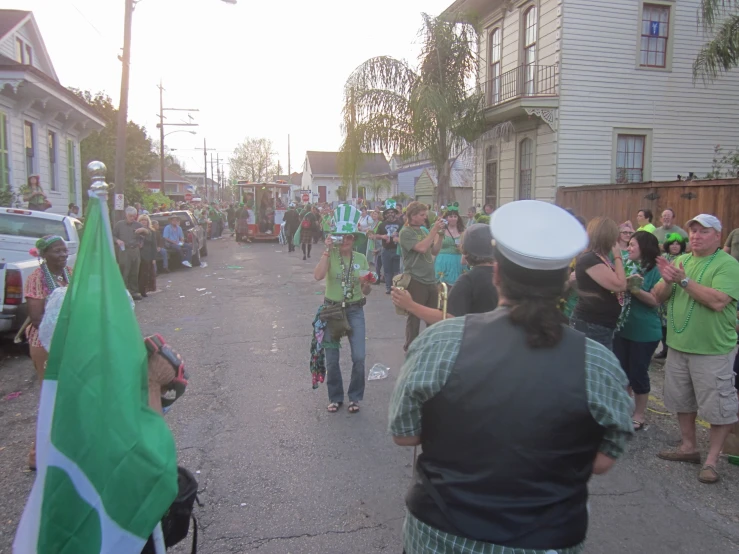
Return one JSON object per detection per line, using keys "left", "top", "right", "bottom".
{"left": 327, "top": 402, "right": 341, "bottom": 413}
{"left": 348, "top": 402, "right": 360, "bottom": 413}
{"left": 633, "top": 420, "right": 646, "bottom": 431}
{"left": 698, "top": 464, "right": 719, "bottom": 484}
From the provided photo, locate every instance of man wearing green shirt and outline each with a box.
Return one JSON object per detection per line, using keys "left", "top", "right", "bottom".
{"left": 653, "top": 208, "right": 688, "bottom": 244}
{"left": 390, "top": 200, "right": 633, "bottom": 554}
{"left": 398, "top": 201, "right": 444, "bottom": 352}
{"left": 653, "top": 213, "right": 739, "bottom": 484}
{"left": 635, "top": 208, "right": 656, "bottom": 234}
{"left": 723, "top": 226, "right": 739, "bottom": 262}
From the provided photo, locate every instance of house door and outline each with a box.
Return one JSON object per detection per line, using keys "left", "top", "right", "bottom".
{"left": 318, "top": 186, "right": 327, "bottom": 203}
{"left": 485, "top": 161, "right": 498, "bottom": 208}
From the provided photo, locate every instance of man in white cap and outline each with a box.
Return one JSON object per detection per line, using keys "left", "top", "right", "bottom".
{"left": 389, "top": 200, "right": 634, "bottom": 554}
{"left": 652, "top": 213, "right": 739, "bottom": 484}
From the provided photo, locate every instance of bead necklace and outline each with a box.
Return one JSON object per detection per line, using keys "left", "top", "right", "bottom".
{"left": 337, "top": 249, "right": 356, "bottom": 307}
{"left": 670, "top": 249, "right": 720, "bottom": 334}
{"left": 42, "top": 263, "right": 70, "bottom": 294}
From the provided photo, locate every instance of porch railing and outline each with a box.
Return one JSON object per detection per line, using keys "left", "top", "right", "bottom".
{"left": 484, "top": 64, "right": 557, "bottom": 107}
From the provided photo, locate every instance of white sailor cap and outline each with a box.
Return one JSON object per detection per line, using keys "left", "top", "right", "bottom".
{"left": 490, "top": 200, "right": 588, "bottom": 270}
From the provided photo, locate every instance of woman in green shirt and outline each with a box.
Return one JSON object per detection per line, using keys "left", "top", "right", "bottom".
{"left": 313, "top": 224, "right": 372, "bottom": 414}
{"left": 655, "top": 233, "right": 687, "bottom": 359}
{"left": 613, "top": 231, "right": 662, "bottom": 431}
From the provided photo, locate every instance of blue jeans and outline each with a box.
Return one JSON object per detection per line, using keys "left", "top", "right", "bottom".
{"left": 569, "top": 316, "right": 615, "bottom": 351}
{"left": 166, "top": 243, "right": 192, "bottom": 265}
{"left": 158, "top": 247, "right": 169, "bottom": 269}
{"left": 324, "top": 303, "right": 366, "bottom": 403}
{"left": 381, "top": 249, "right": 401, "bottom": 292}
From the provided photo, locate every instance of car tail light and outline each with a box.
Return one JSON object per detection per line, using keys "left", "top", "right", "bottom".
{"left": 5, "top": 269, "right": 23, "bottom": 305}
{"left": 4, "top": 209, "right": 32, "bottom": 215}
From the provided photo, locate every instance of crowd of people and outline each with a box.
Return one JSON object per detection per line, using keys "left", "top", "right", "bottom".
{"left": 307, "top": 197, "right": 739, "bottom": 553}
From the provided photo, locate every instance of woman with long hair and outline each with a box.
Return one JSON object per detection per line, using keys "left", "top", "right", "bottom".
{"left": 613, "top": 231, "right": 662, "bottom": 430}
{"left": 654, "top": 233, "right": 688, "bottom": 359}
{"left": 434, "top": 203, "right": 466, "bottom": 287}
{"left": 571, "top": 217, "right": 627, "bottom": 350}
{"left": 24, "top": 175, "right": 49, "bottom": 211}
{"left": 23, "top": 235, "right": 72, "bottom": 469}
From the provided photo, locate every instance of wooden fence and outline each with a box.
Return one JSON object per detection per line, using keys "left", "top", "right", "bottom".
{"left": 555, "top": 178, "right": 739, "bottom": 238}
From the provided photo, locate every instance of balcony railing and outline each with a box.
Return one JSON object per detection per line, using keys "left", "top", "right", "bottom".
{"left": 484, "top": 64, "right": 557, "bottom": 108}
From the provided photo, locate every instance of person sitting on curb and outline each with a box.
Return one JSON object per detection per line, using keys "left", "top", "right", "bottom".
{"left": 162, "top": 215, "right": 193, "bottom": 268}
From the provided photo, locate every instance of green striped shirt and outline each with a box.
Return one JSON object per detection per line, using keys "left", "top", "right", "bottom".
{"left": 388, "top": 315, "right": 634, "bottom": 554}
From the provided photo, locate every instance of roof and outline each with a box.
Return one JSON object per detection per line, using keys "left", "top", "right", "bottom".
{"left": 306, "top": 151, "right": 390, "bottom": 176}
{"left": 143, "top": 168, "right": 193, "bottom": 184}
{"left": 0, "top": 10, "right": 30, "bottom": 40}
{"left": 0, "top": 54, "right": 103, "bottom": 124}
{"left": 182, "top": 173, "right": 219, "bottom": 188}
{"left": 273, "top": 172, "right": 303, "bottom": 186}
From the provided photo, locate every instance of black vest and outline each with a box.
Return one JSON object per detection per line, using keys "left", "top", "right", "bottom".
{"left": 406, "top": 308, "right": 605, "bottom": 550}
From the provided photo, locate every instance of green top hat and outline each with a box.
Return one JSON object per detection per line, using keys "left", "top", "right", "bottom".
{"left": 333, "top": 204, "right": 365, "bottom": 236}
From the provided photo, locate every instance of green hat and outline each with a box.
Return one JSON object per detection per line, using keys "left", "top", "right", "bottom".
{"left": 383, "top": 199, "right": 399, "bottom": 216}
{"left": 333, "top": 204, "right": 364, "bottom": 236}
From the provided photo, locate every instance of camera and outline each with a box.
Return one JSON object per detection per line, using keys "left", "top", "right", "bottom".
{"left": 329, "top": 235, "right": 345, "bottom": 243}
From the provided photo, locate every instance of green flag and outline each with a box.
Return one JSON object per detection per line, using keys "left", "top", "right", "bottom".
{"left": 14, "top": 194, "right": 177, "bottom": 553}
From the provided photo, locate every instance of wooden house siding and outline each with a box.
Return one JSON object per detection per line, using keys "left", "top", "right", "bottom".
{"left": 556, "top": 179, "right": 739, "bottom": 239}
{"left": 558, "top": 0, "right": 739, "bottom": 187}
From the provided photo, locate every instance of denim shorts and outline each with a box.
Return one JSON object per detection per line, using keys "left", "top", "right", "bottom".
{"left": 569, "top": 317, "right": 615, "bottom": 351}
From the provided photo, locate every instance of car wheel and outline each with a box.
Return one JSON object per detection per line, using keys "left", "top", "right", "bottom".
{"left": 192, "top": 246, "right": 201, "bottom": 267}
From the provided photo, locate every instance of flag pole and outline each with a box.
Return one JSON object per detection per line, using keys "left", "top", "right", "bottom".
{"left": 87, "top": 161, "right": 168, "bottom": 554}
{"left": 87, "top": 161, "right": 115, "bottom": 254}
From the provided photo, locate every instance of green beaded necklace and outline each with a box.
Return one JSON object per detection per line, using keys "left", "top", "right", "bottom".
{"left": 669, "top": 249, "right": 720, "bottom": 334}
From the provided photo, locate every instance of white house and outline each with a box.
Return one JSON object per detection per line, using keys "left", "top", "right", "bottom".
{"left": 0, "top": 10, "right": 105, "bottom": 214}
{"left": 443, "top": 0, "right": 739, "bottom": 208}
{"left": 301, "top": 151, "right": 393, "bottom": 205}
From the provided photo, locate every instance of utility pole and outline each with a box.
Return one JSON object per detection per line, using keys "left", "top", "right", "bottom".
{"left": 113, "top": 0, "right": 134, "bottom": 223}
{"left": 287, "top": 134, "right": 291, "bottom": 176}
{"left": 158, "top": 79, "right": 165, "bottom": 196}
{"left": 203, "top": 138, "right": 208, "bottom": 202}
{"left": 210, "top": 154, "right": 215, "bottom": 201}
{"left": 215, "top": 154, "right": 220, "bottom": 202}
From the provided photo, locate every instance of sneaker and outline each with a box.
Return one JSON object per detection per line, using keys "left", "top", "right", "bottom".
{"left": 181, "top": 261, "right": 192, "bottom": 268}
{"left": 132, "top": 293, "right": 143, "bottom": 301}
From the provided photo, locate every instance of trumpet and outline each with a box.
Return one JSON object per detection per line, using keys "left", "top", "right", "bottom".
{"left": 438, "top": 282, "right": 448, "bottom": 319}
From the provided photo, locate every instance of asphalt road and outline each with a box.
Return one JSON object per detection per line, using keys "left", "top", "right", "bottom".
{"left": 1, "top": 235, "right": 738, "bottom": 553}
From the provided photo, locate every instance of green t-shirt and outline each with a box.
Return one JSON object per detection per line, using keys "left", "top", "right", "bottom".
{"left": 322, "top": 215, "right": 333, "bottom": 232}
{"left": 637, "top": 223, "right": 656, "bottom": 234}
{"left": 399, "top": 226, "right": 437, "bottom": 285}
{"left": 666, "top": 250, "right": 739, "bottom": 355}
{"left": 724, "top": 228, "right": 739, "bottom": 262}
{"left": 618, "top": 265, "right": 662, "bottom": 342}
{"left": 324, "top": 250, "right": 369, "bottom": 303}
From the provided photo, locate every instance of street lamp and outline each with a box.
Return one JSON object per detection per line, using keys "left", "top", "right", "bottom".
{"left": 113, "top": 0, "right": 237, "bottom": 221}
{"left": 159, "top": 129, "right": 196, "bottom": 196}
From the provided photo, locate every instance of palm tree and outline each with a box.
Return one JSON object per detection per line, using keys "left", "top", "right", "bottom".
{"left": 369, "top": 177, "right": 393, "bottom": 201}
{"left": 694, "top": 1, "right": 739, "bottom": 80}
{"left": 340, "top": 14, "right": 487, "bottom": 207}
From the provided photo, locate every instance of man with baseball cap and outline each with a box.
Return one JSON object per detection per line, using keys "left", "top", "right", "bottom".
{"left": 389, "top": 200, "right": 633, "bottom": 554}
{"left": 652, "top": 213, "right": 739, "bottom": 483}
{"left": 390, "top": 223, "right": 498, "bottom": 323}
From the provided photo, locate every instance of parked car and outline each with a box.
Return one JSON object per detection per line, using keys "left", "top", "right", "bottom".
{"left": 150, "top": 210, "right": 207, "bottom": 268}
{"left": 0, "top": 208, "right": 82, "bottom": 336}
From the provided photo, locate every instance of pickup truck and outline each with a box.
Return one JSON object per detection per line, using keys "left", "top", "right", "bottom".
{"left": 0, "top": 208, "right": 82, "bottom": 336}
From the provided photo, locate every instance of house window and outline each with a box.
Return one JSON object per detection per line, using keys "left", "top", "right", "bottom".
{"left": 48, "top": 131, "right": 57, "bottom": 191}
{"left": 489, "top": 28, "right": 502, "bottom": 105}
{"left": 518, "top": 138, "right": 533, "bottom": 200}
{"left": 616, "top": 135, "right": 645, "bottom": 183}
{"left": 26, "top": 44, "right": 33, "bottom": 66}
{"left": 485, "top": 146, "right": 498, "bottom": 207}
{"left": 640, "top": 4, "right": 670, "bottom": 68}
{"left": 24, "top": 122, "right": 35, "bottom": 178}
{"left": 67, "top": 141, "right": 77, "bottom": 200}
{"left": 524, "top": 6, "right": 538, "bottom": 95}
{"left": 15, "top": 38, "right": 32, "bottom": 64}
{"left": 15, "top": 38, "right": 23, "bottom": 63}
{"left": 0, "top": 112, "right": 9, "bottom": 191}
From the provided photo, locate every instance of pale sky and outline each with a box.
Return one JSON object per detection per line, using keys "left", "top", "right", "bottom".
{"left": 15, "top": 0, "right": 454, "bottom": 177}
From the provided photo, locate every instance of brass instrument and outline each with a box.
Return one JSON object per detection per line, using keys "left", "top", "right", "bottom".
{"left": 438, "top": 282, "right": 449, "bottom": 319}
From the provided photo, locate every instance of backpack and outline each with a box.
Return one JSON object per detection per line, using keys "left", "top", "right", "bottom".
{"left": 142, "top": 466, "right": 201, "bottom": 554}
{"left": 301, "top": 217, "right": 312, "bottom": 229}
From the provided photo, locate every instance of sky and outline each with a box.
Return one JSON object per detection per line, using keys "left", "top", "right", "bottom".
{"left": 15, "top": 0, "right": 455, "bottom": 177}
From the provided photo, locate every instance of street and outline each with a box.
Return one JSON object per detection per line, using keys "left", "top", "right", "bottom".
{"left": 1, "top": 235, "right": 739, "bottom": 553}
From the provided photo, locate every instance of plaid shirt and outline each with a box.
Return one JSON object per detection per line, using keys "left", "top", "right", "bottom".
{"left": 388, "top": 315, "right": 634, "bottom": 554}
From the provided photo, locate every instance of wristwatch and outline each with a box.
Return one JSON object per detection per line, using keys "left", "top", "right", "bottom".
{"left": 679, "top": 277, "right": 690, "bottom": 288}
